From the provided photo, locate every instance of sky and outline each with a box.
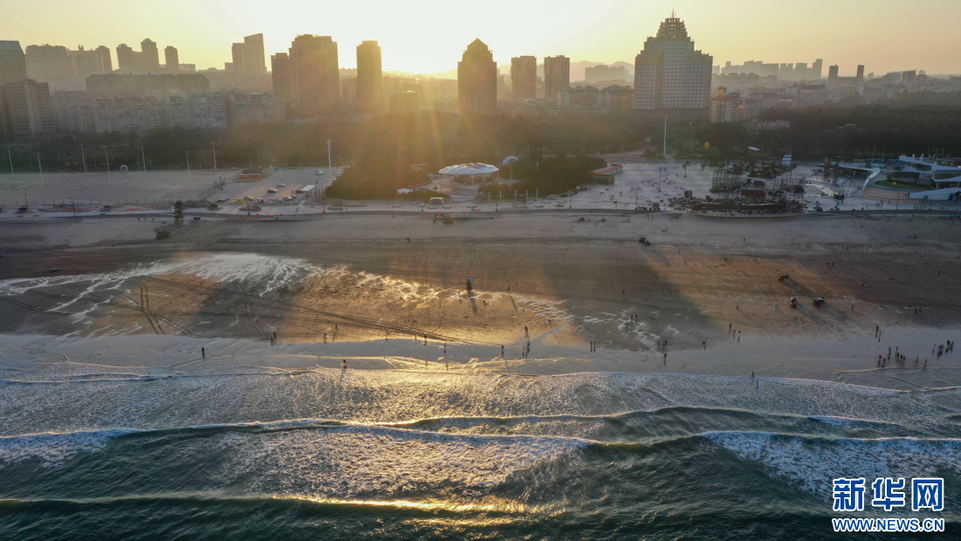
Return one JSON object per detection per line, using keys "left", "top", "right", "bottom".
{"left": 5, "top": 0, "right": 961, "bottom": 76}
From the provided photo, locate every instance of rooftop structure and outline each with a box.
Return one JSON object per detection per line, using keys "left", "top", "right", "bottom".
{"left": 634, "top": 15, "right": 712, "bottom": 113}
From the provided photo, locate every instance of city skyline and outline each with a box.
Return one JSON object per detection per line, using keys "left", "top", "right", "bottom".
{"left": 7, "top": 0, "right": 961, "bottom": 77}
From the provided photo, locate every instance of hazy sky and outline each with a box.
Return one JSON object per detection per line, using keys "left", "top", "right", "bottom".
{"left": 6, "top": 0, "right": 961, "bottom": 76}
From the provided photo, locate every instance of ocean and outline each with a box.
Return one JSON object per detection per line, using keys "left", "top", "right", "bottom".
{"left": 0, "top": 253, "right": 958, "bottom": 539}
{"left": 2, "top": 366, "right": 959, "bottom": 540}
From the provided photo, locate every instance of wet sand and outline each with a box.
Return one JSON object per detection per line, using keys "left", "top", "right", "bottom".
{"left": 0, "top": 211, "right": 959, "bottom": 388}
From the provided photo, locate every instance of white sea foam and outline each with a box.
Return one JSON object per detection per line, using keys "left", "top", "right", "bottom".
{"left": 705, "top": 431, "right": 961, "bottom": 496}
{"left": 208, "top": 424, "right": 587, "bottom": 497}
{"left": 0, "top": 429, "right": 135, "bottom": 468}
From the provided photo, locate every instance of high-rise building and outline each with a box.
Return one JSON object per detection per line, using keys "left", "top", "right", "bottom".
{"left": 116, "top": 44, "right": 137, "bottom": 72}
{"left": 271, "top": 52, "right": 291, "bottom": 111}
{"left": 828, "top": 65, "right": 839, "bottom": 81}
{"left": 68, "top": 46, "right": 112, "bottom": 79}
{"left": 812, "top": 59, "right": 823, "bottom": 80}
{"left": 117, "top": 40, "right": 165, "bottom": 74}
{"left": 543, "top": 55, "right": 570, "bottom": 102}
{"left": 356, "top": 40, "right": 383, "bottom": 113}
{"left": 97, "top": 46, "right": 112, "bottom": 73}
{"left": 457, "top": 39, "right": 497, "bottom": 115}
{"left": 633, "top": 15, "right": 712, "bottom": 113}
{"left": 0, "top": 41, "right": 28, "bottom": 85}
{"left": 227, "top": 34, "right": 266, "bottom": 76}
{"left": 24, "top": 44, "right": 72, "bottom": 82}
{"left": 0, "top": 78, "right": 54, "bottom": 136}
{"left": 230, "top": 43, "right": 246, "bottom": 74}
{"left": 165, "top": 46, "right": 179, "bottom": 73}
{"left": 510, "top": 56, "right": 537, "bottom": 102}
{"left": 856, "top": 65, "right": 865, "bottom": 82}
{"left": 276, "top": 35, "right": 340, "bottom": 116}
{"left": 244, "top": 34, "right": 266, "bottom": 75}
{"left": 141, "top": 39, "right": 160, "bottom": 73}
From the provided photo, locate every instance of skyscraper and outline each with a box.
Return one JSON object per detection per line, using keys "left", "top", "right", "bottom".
{"left": 67, "top": 46, "right": 112, "bottom": 79}
{"left": 230, "top": 42, "right": 246, "bottom": 74}
{"left": 244, "top": 34, "right": 266, "bottom": 75}
{"left": 510, "top": 56, "right": 537, "bottom": 102}
{"left": 279, "top": 35, "right": 340, "bottom": 116}
{"left": 633, "top": 15, "right": 713, "bottom": 113}
{"left": 116, "top": 44, "right": 137, "bottom": 72}
{"left": 97, "top": 46, "right": 112, "bottom": 73}
{"left": 24, "top": 45, "right": 72, "bottom": 82}
{"left": 0, "top": 78, "right": 54, "bottom": 136}
{"left": 458, "top": 39, "right": 497, "bottom": 115}
{"left": 227, "top": 34, "right": 266, "bottom": 75}
{"left": 0, "top": 41, "right": 28, "bottom": 85}
{"left": 165, "top": 46, "right": 179, "bottom": 72}
{"left": 117, "top": 40, "right": 165, "bottom": 74}
{"left": 141, "top": 39, "right": 160, "bottom": 72}
{"left": 356, "top": 41, "right": 383, "bottom": 113}
{"left": 271, "top": 52, "right": 291, "bottom": 109}
{"left": 543, "top": 55, "right": 570, "bottom": 102}
{"left": 828, "top": 65, "right": 839, "bottom": 81}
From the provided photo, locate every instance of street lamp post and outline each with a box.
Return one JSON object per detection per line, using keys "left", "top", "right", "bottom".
{"left": 80, "top": 144, "right": 87, "bottom": 174}
{"left": 326, "top": 139, "right": 332, "bottom": 185}
{"left": 7, "top": 145, "right": 12, "bottom": 174}
{"left": 106, "top": 151, "right": 111, "bottom": 186}
{"left": 37, "top": 152, "right": 43, "bottom": 186}
{"left": 212, "top": 142, "right": 217, "bottom": 172}
{"left": 186, "top": 151, "right": 192, "bottom": 184}
{"left": 141, "top": 143, "right": 147, "bottom": 173}
{"left": 663, "top": 115, "right": 668, "bottom": 157}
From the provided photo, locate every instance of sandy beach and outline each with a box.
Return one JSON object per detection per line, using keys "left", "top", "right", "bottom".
{"left": 1, "top": 205, "right": 958, "bottom": 389}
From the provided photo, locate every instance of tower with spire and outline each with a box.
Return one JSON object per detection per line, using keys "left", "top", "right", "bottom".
{"left": 633, "top": 14, "right": 713, "bottom": 114}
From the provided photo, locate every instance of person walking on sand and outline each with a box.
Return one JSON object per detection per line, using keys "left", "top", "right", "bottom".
{"left": 202, "top": 347, "right": 205, "bottom": 358}
{"left": 342, "top": 359, "right": 347, "bottom": 369}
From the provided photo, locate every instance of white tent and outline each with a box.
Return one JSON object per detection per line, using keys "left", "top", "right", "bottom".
{"left": 439, "top": 163, "right": 499, "bottom": 175}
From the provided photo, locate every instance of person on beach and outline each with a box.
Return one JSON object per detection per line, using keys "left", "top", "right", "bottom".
{"left": 342, "top": 360, "right": 347, "bottom": 369}
{"left": 201, "top": 347, "right": 205, "bottom": 358}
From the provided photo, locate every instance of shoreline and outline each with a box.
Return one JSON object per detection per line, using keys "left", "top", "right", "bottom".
{"left": 0, "top": 211, "right": 958, "bottom": 393}
{"left": 2, "top": 319, "right": 957, "bottom": 391}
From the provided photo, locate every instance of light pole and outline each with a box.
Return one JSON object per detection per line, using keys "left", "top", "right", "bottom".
{"left": 186, "top": 151, "right": 192, "bottom": 184}
{"left": 7, "top": 145, "right": 12, "bottom": 174}
{"left": 80, "top": 144, "right": 88, "bottom": 174}
{"left": 37, "top": 152, "right": 43, "bottom": 186}
{"left": 211, "top": 142, "right": 217, "bottom": 172}
{"left": 327, "top": 139, "right": 332, "bottom": 185}
{"left": 663, "top": 115, "right": 668, "bottom": 157}
{"left": 106, "top": 151, "right": 111, "bottom": 186}
{"left": 141, "top": 143, "right": 147, "bottom": 173}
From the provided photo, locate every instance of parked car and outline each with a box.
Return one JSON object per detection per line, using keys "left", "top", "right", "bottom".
{"left": 216, "top": 197, "right": 229, "bottom": 203}
{"left": 267, "top": 188, "right": 278, "bottom": 193}
{"left": 276, "top": 183, "right": 286, "bottom": 187}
